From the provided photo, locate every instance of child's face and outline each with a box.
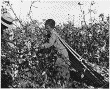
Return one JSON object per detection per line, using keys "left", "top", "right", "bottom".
{"left": 45, "top": 25, "right": 52, "bottom": 32}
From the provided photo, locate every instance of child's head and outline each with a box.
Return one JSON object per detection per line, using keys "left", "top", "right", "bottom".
{"left": 45, "top": 19, "right": 55, "bottom": 31}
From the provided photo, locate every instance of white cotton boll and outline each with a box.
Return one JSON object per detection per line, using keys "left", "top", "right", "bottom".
{"left": 101, "top": 46, "right": 106, "bottom": 52}
{"left": 8, "top": 42, "right": 15, "bottom": 48}
{"left": 42, "top": 71, "right": 46, "bottom": 75}
{"left": 28, "top": 51, "right": 31, "bottom": 55}
{"left": 69, "top": 30, "right": 72, "bottom": 34}
{"left": 89, "top": 33, "right": 92, "bottom": 37}
{"left": 81, "top": 73, "right": 84, "bottom": 78}
{"left": 35, "top": 48, "right": 38, "bottom": 51}
{"left": 80, "top": 30, "right": 85, "bottom": 35}
{"left": 14, "top": 70, "right": 18, "bottom": 77}
{"left": 88, "top": 86, "right": 94, "bottom": 89}
{"left": 57, "top": 80, "right": 61, "bottom": 84}
{"left": 96, "top": 66, "right": 101, "bottom": 73}
{"left": 32, "top": 53, "right": 36, "bottom": 57}
{"left": 82, "top": 43, "right": 85, "bottom": 47}
{"left": 36, "top": 60, "right": 39, "bottom": 64}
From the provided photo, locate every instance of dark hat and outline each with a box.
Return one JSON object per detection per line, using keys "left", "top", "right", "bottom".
{"left": 1, "top": 12, "right": 14, "bottom": 28}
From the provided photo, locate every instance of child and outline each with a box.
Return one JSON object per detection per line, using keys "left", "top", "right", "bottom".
{"left": 41, "top": 19, "right": 70, "bottom": 81}
{"left": 41, "top": 19, "right": 70, "bottom": 66}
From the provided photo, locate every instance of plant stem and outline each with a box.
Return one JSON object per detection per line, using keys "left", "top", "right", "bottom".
{"left": 8, "top": 2, "right": 24, "bottom": 27}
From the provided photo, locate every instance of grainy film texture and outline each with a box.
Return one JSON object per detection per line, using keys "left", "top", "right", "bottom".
{"left": 1, "top": 0, "right": 109, "bottom": 88}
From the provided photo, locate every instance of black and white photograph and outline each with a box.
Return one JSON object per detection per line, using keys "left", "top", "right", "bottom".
{"left": 1, "top": 0, "right": 109, "bottom": 88}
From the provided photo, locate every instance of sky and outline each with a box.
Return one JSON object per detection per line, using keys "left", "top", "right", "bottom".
{"left": 1, "top": 0, "right": 110, "bottom": 27}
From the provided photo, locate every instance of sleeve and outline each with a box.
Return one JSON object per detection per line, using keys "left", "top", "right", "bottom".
{"left": 43, "top": 32, "right": 57, "bottom": 48}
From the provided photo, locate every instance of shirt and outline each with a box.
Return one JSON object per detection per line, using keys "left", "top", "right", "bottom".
{"left": 43, "top": 29, "right": 66, "bottom": 50}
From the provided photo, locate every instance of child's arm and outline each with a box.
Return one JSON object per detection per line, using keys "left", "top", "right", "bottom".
{"left": 42, "top": 32, "right": 56, "bottom": 48}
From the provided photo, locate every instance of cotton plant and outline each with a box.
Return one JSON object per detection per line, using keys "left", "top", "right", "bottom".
{"left": 1, "top": 11, "right": 109, "bottom": 88}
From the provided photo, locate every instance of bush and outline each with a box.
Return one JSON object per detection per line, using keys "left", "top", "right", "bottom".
{"left": 1, "top": 18, "right": 109, "bottom": 88}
